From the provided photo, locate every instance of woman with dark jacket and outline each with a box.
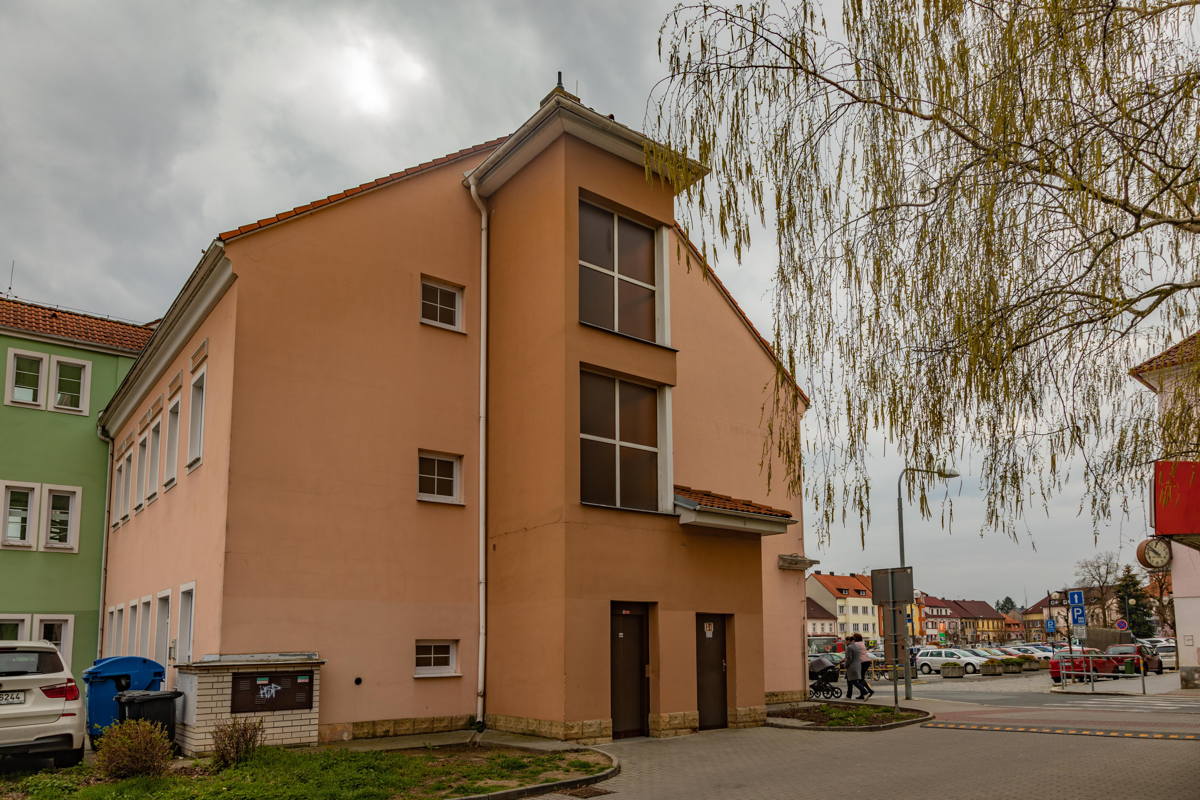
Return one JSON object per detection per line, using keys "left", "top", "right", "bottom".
{"left": 846, "top": 634, "right": 875, "bottom": 699}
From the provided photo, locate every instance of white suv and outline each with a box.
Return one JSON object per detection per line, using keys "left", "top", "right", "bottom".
{"left": 0, "top": 641, "right": 85, "bottom": 766}
{"left": 916, "top": 648, "right": 988, "bottom": 674}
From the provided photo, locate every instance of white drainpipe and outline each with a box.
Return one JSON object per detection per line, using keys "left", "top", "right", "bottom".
{"left": 468, "top": 176, "right": 489, "bottom": 727}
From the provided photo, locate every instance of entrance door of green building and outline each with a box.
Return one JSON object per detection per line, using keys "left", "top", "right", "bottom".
{"left": 696, "top": 614, "right": 728, "bottom": 730}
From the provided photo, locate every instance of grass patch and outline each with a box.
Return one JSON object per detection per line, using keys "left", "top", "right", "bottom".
{"left": 0, "top": 745, "right": 610, "bottom": 800}
{"left": 773, "top": 703, "right": 923, "bottom": 727}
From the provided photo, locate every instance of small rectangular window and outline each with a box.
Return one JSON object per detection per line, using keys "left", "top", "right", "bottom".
{"left": 578, "top": 371, "right": 660, "bottom": 511}
{"left": 3, "top": 485, "right": 35, "bottom": 544}
{"left": 42, "top": 487, "right": 80, "bottom": 549}
{"left": 6, "top": 349, "right": 46, "bottom": 407}
{"left": 0, "top": 614, "right": 30, "bottom": 640}
{"left": 146, "top": 421, "right": 161, "bottom": 501}
{"left": 188, "top": 371, "right": 205, "bottom": 468}
{"left": 127, "top": 602, "right": 139, "bottom": 658}
{"left": 164, "top": 398, "right": 180, "bottom": 486}
{"left": 178, "top": 585, "right": 195, "bottom": 664}
{"left": 135, "top": 437, "right": 147, "bottom": 510}
{"left": 420, "top": 279, "right": 464, "bottom": 331}
{"left": 138, "top": 598, "right": 151, "bottom": 657}
{"left": 34, "top": 615, "right": 74, "bottom": 667}
{"left": 50, "top": 357, "right": 90, "bottom": 414}
{"left": 115, "top": 607, "right": 125, "bottom": 655}
{"left": 154, "top": 593, "right": 170, "bottom": 665}
{"left": 122, "top": 453, "right": 133, "bottom": 518}
{"left": 414, "top": 639, "right": 458, "bottom": 676}
{"left": 417, "top": 452, "right": 461, "bottom": 503}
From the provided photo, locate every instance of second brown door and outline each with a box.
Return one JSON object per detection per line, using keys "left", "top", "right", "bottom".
{"left": 696, "top": 613, "right": 728, "bottom": 730}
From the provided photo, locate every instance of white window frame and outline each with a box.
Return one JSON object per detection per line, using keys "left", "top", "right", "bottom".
{"left": 419, "top": 277, "right": 465, "bottom": 333}
{"left": 39, "top": 484, "right": 81, "bottom": 552}
{"left": 577, "top": 201, "right": 670, "bottom": 345}
{"left": 0, "top": 613, "right": 32, "bottom": 640}
{"left": 414, "top": 639, "right": 459, "bottom": 677}
{"left": 106, "top": 608, "right": 117, "bottom": 655}
{"left": 145, "top": 417, "right": 161, "bottom": 503}
{"left": 138, "top": 596, "right": 151, "bottom": 657}
{"left": 32, "top": 614, "right": 74, "bottom": 667}
{"left": 134, "top": 436, "right": 148, "bottom": 511}
{"left": 111, "top": 462, "right": 124, "bottom": 529}
{"left": 177, "top": 583, "right": 195, "bottom": 664}
{"left": 154, "top": 590, "right": 171, "bottom": 665}
{"left": 48, "top": 355, "right": 91, "bottom": 416}
{"left": 187, "top": 367, "right": 206, "bottom": 471}
{"left": 127, "top": 600, "right": 139, "bottom": 658}
{"left": 1, "top": 480, "right": 40, "bottom": 548}
{"left": 122, "top": 452, "right": 133, "bottom": 519}
{"left": 114, "top": 606, "right": 125, "bottom": 655}
{"left": 417, "top": 451, "right": 463, "bottom": 505}
{"left": 4, "top": 348, "right": 48, "bottom": 409}
{"left": 578, "top": 372, "right": 672, "bottom": 513}
{"left": 164, "top": 394, "right": 181, "bottom": 489}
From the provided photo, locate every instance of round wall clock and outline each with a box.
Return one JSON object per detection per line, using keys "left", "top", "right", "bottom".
{"left": 1136, "top": 537, "right": 1172, "bottom": 569}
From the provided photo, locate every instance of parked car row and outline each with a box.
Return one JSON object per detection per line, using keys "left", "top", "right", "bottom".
{"left": 914, "top": 645, "right": 1057, "bottom": 674}
{"left": 1049, "top": 644, "right": 1165, "bottom": 683}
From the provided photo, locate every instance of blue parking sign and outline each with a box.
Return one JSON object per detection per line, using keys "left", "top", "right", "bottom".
{"left": 1045, "top": 619, "right": 1056, "bottom": 633}
{"left": 1070, "top": 605, "right": 1087, "bottom": 625}
{"left": 1067, "top": 590, "right": 1085, "bottom": 606}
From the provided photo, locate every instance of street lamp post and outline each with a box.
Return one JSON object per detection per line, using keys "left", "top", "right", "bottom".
{"left": 897, "top": 465, "right": 960, "bottom": 700}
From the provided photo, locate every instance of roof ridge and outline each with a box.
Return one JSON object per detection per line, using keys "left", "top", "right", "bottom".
{"left": 0, "top": 295, "right": 155, "bottom": 352}
{"left": 218, "top": 136, "right": 509, "bottom": 242}
{"left": 0, "top": 294, "right": 152, "bottom": 331}
{"left": 1130, "top": 329, "right": 1200, "bottom": 377}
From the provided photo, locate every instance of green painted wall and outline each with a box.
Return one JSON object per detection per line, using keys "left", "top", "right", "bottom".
{"left": 0, "top": 331, "right": 134, "bottom": 676}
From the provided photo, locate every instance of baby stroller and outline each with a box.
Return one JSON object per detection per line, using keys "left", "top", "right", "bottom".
{"left": 808, "top": 663, "right": 843, "bottom": 699}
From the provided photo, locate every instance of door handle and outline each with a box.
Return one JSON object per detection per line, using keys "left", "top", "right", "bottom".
{"left": 644, "top": 664, "right": 651, "bottom": 678}
{"left": 722, "top": 659, "right": 727, "bottom": 672}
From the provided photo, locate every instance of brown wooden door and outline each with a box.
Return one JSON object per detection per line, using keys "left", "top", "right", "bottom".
{"left": 696, "top": 614, "right": 728, "bottom": 730}
{"left": 611, "top": 602, "right": 650, "bottom": 739}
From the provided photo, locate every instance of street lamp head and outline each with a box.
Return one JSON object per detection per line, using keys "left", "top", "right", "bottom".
{"left": 936, "top": 468, "right": 960, "bottom": 479}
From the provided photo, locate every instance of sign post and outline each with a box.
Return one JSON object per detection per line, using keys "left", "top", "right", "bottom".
{"left": 872, "top": 567, "right": 915, "bottom": 706}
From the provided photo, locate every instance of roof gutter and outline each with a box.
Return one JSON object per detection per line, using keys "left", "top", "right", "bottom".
{"left": 468, "top": 175, "right": 489, "bottom": 730}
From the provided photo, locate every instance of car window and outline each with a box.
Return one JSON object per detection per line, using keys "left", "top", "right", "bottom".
{"left": 0, "top": 648, "right": 63, "bottom": 676}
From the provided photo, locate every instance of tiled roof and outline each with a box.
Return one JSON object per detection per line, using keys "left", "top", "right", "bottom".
{"left": 217, "top": 137, "right": 508, "bottom": 242}
{"left": 810, "top": 572, "right": 873, "bottom": 598}
{"left": 0, "top": 296, "right": 154, "bottom": 353}
{"left": 673, "top": 485, "right": 794, "bottom": 519}
{"left": 806, "top": 597, "right": 836, "bottom": 620}
{"left": 1130, "top": 330, "right": 1200, "bottom": 377}
{"left": 1023, "top": 595, "right": 1051, "bottom": 614}
{"left": 951, "top": 600, "right": 1004, "bottom": 619}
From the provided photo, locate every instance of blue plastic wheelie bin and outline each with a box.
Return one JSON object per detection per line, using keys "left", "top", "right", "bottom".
{"left": 81, "top": 657, "right": 165, "bottom": 746}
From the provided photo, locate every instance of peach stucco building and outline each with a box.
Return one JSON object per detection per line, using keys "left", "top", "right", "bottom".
{"left": 97, "top": 87, "right": 809, "bottom": 749}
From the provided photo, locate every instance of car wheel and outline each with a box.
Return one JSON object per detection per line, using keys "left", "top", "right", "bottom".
{"left": 920, "top": 663, "right": 932, "bottom": 674}
{"left": 1051, "top": 676, "right": 1060, "bottom": 684}
{"left": 1156, "top": 665, "right": 1164, "bottom": 675}
{"left": 965, "top": 663, "right": 977, "bottom": 674}
{"left": 52, "top": 747, "right": 84, "bottom": 768}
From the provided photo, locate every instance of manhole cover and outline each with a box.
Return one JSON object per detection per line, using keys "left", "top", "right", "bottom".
{"left": 561, "top": 786, "right": 614, "bottom": 798}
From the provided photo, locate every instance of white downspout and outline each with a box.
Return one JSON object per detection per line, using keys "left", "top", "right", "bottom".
{"left": 468, "top": 176, "right": 489, "bottom": 728}
{"left": 96, "top": 425, "right": 115, "bottom": 661}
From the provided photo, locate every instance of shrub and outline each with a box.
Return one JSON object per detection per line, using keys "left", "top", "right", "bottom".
{"left": 983, "top": 659, "right": 1002, "bottom": 666}
{"left": 212, "top": 717, "right": 264, "bottom": 769}
{"left": 1001, "top": 658, "right": 1024, "bottom": 665}
{"left": 1017, "top": 654, "right": 1036, "bottom": 662}
{"left": 94, "top": 719, "right": 173, "bottom": 778}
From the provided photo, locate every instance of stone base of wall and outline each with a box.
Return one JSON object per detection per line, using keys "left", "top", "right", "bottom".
{"left": 728, "top": 705, "right": 767, "bottom": 729}
{"left": 1181, "top": 666, "right": 1199, "bottom": 690}
{"left": 765, "top": 690, "right": 807, "bottom": 704}
{"left": 485, "top": 713, "right": 612, "bottom": 745}
{"left": 649, "top": 710, "right": 698, "bottom": 738}
{"left": 175, "top": 659, "right": 321, "bottom": 756}
{"left": 318, "top": 714, "right": 472, "bottom": 744}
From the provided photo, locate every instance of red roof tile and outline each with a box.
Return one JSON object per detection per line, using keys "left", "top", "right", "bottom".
{"left": 950, "top": 600, "right": 1004, "bottom": 619}
{"left": 1130, "top": 330, "right": 1200, "bottom": 384}
{"left": 673, "top": 485, "right": 794, "bottom": 519}
{"left": 811, "top": 572, "right": 874, "bottom": 598}
{"left": 0, "top": 296, "right": 154, "bottom": 353}
{"left": 217, "top": 137, "right": 509, "bottom": 242}
{"left": 806, "top": 597, "right": 836, "bottom": 620}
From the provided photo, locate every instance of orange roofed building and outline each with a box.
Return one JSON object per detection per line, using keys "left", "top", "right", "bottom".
{"left": 96, "top": 87, "right": 809, "bottom": 751}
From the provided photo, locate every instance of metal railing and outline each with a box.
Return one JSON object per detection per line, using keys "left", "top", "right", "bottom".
{"left": 1054, "top": 654, "right": 1148, "bottom": 694}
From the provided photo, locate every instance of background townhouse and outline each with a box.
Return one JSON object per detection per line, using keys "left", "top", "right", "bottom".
{"left": 917, "top": 593, "right": 958, "bottom": 645}
{"left": 0, "top": 297, "right": 151, "bottom": 675}
{"left": 806, "top": 571, "right": 880, "bottom": 645}
{"left": 951, "top": 600, "right": 1005, "bottom": 644}
{"left": 97, "top": 87, "right": 808, "bottom": 751}
{"left": 1130, "top": 331, "right": 1200, "bottom": 688}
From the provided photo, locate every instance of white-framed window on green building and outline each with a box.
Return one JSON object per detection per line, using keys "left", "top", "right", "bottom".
{"left": 2, "top": 481, "right": 38, "bottom": 547}
{"left": 0, "top": 614, "right": 31, "bottom": 640}
{"left": 4, "top": 349, "right": 47, "bottom": 408}
{"left": 40, "top": 485, "right": 80, "bottom": 552}
{"left": 49, "top": 356, "right": 91, "bottom": 415}
{"left": 32, "top": 614, "right": 74, "bottom": 666}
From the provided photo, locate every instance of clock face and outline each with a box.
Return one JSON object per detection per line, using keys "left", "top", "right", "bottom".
{"left": 1137, "top": 537, "right": 1172, "bottom": 569}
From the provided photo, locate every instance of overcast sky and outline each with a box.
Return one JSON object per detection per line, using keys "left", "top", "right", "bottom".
{"left": 0, "top": 1, "right": 1149, "bottom": 605}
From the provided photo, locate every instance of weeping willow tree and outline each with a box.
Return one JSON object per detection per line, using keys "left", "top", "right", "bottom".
{"left": 651, "top": 1, "right": 1200, "bottom": 542}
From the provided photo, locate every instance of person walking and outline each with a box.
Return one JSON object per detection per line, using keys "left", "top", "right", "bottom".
{"left": 843, "top": 636, "right": 862, "bottom": 699}
{"left": 848, "top": 633, "right": 875, "bottom": 700}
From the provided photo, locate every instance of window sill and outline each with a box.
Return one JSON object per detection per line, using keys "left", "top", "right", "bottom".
{"left": 420, "top": 319, "right": 467, "bottom": 335}
{"left": 0, "top": 541, "right": 33, "bottom": 549}
{"left": 41, "top": 544, "right": 78, "bottom": 553}
{"left": 413, "top": 672, "right": 462, "bottom": 679}
{"left": 417, "top": 495, "right": 466, "bottom": 506}
{"left": 146, "top": 492, "right": 158, "bottom": 505}
{"left": 50, "top": 405, "right": 87, "bottom": 416}
{"left": 186, "top": 457, "right": 203, "bottom": 473}
{"left": 579, "top": 321, "right": 679, "bottom": 352}
{"left": 3, "top": 398, "right": 45, "bottom": 410}
{"left": 134, "top": 503, "right": 144, "bottom": 513}
{"left": 163, "top": 477, "right": 177, "bottom": 492}
{"left": 580, "top": 501, "right": 678, "bottom": 518}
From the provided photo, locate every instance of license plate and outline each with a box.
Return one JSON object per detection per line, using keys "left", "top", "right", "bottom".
{"left": 0, "top": 691, "right": 24, "bottom": 705}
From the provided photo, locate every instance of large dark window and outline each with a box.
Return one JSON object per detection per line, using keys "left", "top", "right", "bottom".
{"left": 578, "top": 201, "right": 657, "bottom": 342}
{"left": 580, "top": 371, "right": 659, "bottom": 510}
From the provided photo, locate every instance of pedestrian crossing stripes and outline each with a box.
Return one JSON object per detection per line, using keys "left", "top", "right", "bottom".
{"left": 922, "top": 721, "right": 1199, "bottom": 740}
{"left": 1043, "top": 696, "right": 1200, "bottom": 714}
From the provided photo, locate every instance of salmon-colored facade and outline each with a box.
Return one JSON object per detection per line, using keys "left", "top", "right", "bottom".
{"left": 98, "top": 88, "right": 808, "bottom": 747}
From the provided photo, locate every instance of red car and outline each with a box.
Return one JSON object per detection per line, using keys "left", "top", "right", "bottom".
{"left": 1104, "top": 644, "right": 1164, "bottom": 675}
{"left": 1049, "top": 648, "right": 1114, "bottom": 683}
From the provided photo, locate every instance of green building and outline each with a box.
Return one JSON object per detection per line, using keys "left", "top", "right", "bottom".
{"left": 1, "top": 296, "right": 152, "bottom": 676}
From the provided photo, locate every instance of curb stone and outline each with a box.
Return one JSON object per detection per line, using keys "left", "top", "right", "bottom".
{"left": 450, "top": 749, "right": 620, "bottom": 800}
{"left": 766, "top": 705, "right": 933, "bottom": 733}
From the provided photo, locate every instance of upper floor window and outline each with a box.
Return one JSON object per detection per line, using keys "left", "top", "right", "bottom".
{"left": 579, "top": 371, "right": 660, "bottom": 511}
{"left": 420, "top": 279, "right": 463, "bottom": 332}
{"left": 418, "top": 452, "right": 461, "bottom": 504}
{"left": 187, "top": 369, "right": 206, "bottom": 469}
{"left": 839, "top": 588, "right": 849, "bottom": 595}
{"left": 3, "top": 482, "right": 37, "bottom": 546}
{"left": 42, "top": 486, "right": 80, "bottom": 550}
{"left": 578, "top": 201, "right": 657, "bottom": 342}
{"left": 146, "top": 419, "right": 161, "bottom": 502}
{"left": 5, "top": 349, "right": 46, "bottom": 407}
{"left": 51, "top": 357, "right": 90, "bottom": 414}
{"left": 164, "top": 396, "right": 180, "bottom": 487}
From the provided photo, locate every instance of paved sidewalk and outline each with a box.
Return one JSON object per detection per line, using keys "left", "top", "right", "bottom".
{"left": 537, "top": 725, "right": 1197, "bottom": 800}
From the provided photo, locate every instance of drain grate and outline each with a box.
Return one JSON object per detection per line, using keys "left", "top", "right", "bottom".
{"left": 561, "top": 786, "right": 614, "bottom": 798}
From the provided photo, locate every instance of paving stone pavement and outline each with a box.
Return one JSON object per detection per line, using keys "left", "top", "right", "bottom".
{"left": 539, "top": 724, "right": 1198, "bottom": 800}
